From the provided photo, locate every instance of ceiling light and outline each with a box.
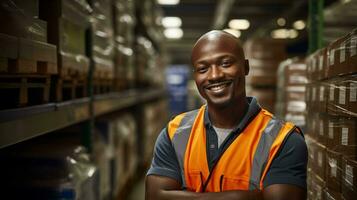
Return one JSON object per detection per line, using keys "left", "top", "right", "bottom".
{"left": 271, "top": 29, "right": 299, "bottom": 39}
{"left": 157, "top": 0, "right": 180, "bottom": 5}
{"left": 164, "top": 28, "right": 183, "bottom": 39}
{"left": 228, "top": 19, "right": 250, "bottom": 30}
{"left": 277, "top": 18, "right": 286, "bottom": 26}
{"left": 223, "top": 29, "right": 241, "bottom": 38}
{"left": 271, "top": 29, "right": 289, "bottom": 39}
{"left": 162, "top": 17, "right": 182, "bottom": 28}
{"left": 293, "top": 20, "right": 306, "bottom": 30}
{"left": 289, "top": 29, "right": 298, "bottom": 38}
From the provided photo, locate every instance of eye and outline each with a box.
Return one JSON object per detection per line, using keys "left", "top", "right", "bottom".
{"left": 195, "top": 65, "right": 209, "bottom": 73}
{"left": 221, "top": 59, "right": 232, "bottom": 67}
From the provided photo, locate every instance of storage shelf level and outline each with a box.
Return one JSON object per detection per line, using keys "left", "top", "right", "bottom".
{"left": 0, "top": 89, "right": 167, "bottom": 149}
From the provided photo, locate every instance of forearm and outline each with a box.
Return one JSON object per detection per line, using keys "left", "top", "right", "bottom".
{"left": 147, "top": 189, "right": 262, "bottom": 200}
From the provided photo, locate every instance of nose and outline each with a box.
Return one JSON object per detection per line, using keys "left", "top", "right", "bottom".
{"left": 208, "top": 65, "right": 224, "bottom": 81}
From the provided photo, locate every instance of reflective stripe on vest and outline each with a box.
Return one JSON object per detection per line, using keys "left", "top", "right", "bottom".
{"left": 171, "top": 109, "right": 199, "bottom": 188}
{"left": 168, "top": 105, "right": 296, "bottom": 192}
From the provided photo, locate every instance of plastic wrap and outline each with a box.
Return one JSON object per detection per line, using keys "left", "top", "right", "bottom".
{"left": 113, "top": 0, "right": 136, "bottom": 90}
{"left": 113, "top": 0, "right": 136, "bottom": 46}
{"left": 276, "top": 58, "right": 307, "bottom": 127}
{"left": 326, "top": 29, "right": 357, "bottom": 78}
{"left": 135, "top": 36, "right": 163, "bottom": 87}
{"left": 114, "top": 43, "right": 135, "bottom": 89}
{"left": 39, "top": 0, "right": 91, "bottom": 75}
{"left": 111, "top": 113, "right": 138, "bottom": 196}
{"left": 306, "top": 29, "right": 357, "bottom": 83}
{"left": 341, "top": 156, "right": 357, "bottom": 199}
{"left": 0, "top": 0, "right": 48, "bottom": 42}
{"left": 91, "top": 0, "right": 114, "bottom": 60}
{"left": 0, "top": 140, "right": 99, "bottom": 200}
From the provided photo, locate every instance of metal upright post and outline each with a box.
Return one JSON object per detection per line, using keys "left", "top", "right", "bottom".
{"left": 83, "top": 8, "right": 94, "bottom": 153}
{"left": 308, "top": 0, "right": 324, "bottom": 53}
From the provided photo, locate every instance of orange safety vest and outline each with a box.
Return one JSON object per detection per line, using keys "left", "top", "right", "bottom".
{"left": 167, "top": 105, "right": 299, "bottom": 192}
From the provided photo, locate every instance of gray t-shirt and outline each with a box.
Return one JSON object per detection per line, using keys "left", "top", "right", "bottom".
{"left": 212, "top": 126, "right": 232, "bottom": 148}
{"left": 147, "top": 97, "right": 308, "bottom": 189}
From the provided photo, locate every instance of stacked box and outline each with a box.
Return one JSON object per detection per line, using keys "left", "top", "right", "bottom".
{"left": 89, "top": 0, "right": 115, "bottom": 94}
{"left": 0, "top": 0, "right": 47, "bottom": 43}
{"left": 0, "top": 0, "right": 57, "bottom": 109}
{"left": 276, "top": 58, "right": 307, "bottom": 128}
{"left": 111, "top": 114, "right": 138, "bottom": 197}
{"left": 306, "top": 29, "right": 357, "bottom": 199}
{"left": 134, "top": 0, "right": 166, "bottom": 89}
{"left": 113, "top": 0, "right": 136, "bottom": 90}
{"left": 0, "top": 136, "right": 99, "bottom": 200}
{"left": 244, "top": 38, "right": 287, "bottom": 112}
{"left": 39, "top": 0, "right": 91, "bottom": 101}
{"left": 0, "top": 0, "right": 58, "bottom": 69}
{"left": 141, "top": 99, "right": 169, "bottom": 167}
{"left": 135, "top": 36, "right": 165, "bottom": 88}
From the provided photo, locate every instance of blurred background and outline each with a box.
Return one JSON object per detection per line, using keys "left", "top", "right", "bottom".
{"left": 0, "top": 0, "right": 356, "bottom": 199}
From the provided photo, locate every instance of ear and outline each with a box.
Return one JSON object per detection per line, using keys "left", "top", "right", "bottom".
{"left": 244, "top": 59, "right": 249, "bottom": 76}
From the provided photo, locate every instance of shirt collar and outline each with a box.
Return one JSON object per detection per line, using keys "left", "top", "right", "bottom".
{"left": 204, "top": 96, "right": 261, "bottom": 131}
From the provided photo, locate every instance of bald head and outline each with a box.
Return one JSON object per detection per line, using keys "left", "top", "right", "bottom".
{"left": 191, "top": 30, "right": 245, "bottom": 64}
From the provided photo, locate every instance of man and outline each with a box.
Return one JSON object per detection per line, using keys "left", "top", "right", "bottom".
{"left": 146, "top": 30, "right": 307, "bottom": 200}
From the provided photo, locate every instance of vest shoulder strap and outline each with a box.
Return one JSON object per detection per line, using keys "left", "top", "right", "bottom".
{"left": 169, "top": 109, "right": 200, "bottom": 187}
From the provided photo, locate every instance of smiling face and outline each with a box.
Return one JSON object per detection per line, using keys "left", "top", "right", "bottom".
{"left": 191, "top": 31, "right": 249, "bottom": 108}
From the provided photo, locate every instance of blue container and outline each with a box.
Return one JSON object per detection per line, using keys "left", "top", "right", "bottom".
{"left": 166, "top": 65, "right": 190, "bottom": 116}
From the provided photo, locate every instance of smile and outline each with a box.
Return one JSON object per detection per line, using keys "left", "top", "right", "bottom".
{"left": 205, "top": 80, "right": 232, "bottom": 91}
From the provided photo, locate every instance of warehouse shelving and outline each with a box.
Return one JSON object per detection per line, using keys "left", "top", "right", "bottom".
{"left": 0, "top": 88, "right": 167, "bottom": 149}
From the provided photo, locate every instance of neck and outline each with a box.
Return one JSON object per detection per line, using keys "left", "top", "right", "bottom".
{"left": 208, "top": 97, "right": 249, "bottom": 129}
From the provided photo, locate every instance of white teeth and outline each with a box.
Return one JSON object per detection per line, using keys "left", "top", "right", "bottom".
{"left": 211, "top": 85, "right": 225, "bottom": 91}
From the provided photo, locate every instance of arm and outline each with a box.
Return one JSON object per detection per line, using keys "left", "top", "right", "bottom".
{"left": 146, "top": 175, "right": 305, "bottom": 200}
{"left": 146, "top": 174, "right": 262, "bottom": 200}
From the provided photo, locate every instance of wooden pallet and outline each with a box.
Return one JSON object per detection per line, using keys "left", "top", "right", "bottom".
{"left": 93, "top": 79, "right": 113, "bottom": 95}
{"left": 0, "top": 33, "right": 58, "bottom": 75}
{"left": 0, "top": 57, "right": 57, "bottom": 74}
{"left": 0, "top": 74, "right": 50, "bottom": 109}
{"left": 52, "top": 75, "right": 88, "bottom": 102}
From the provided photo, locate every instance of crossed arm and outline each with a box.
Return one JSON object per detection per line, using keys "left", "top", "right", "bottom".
{"left": 145, "top": 175, "right": 306, "bottom": 200}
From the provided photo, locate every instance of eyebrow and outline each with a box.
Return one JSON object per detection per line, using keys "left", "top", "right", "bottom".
{"left": 194, "top": 54, "right": 236, "bottom": 65}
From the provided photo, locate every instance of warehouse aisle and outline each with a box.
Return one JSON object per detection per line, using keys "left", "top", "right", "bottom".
{"left": 128, "top": 177, "right": 145, "bottom": 200}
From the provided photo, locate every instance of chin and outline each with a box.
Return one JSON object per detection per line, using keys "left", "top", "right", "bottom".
{"left": 207, "top": 97, "right": 233, "bottom": 108}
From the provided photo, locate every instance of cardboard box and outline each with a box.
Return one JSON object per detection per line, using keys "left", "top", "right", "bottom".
{"left": 310, "top": 171, "right": 326, "bottom": 200}
{"left": 346, "top": 74, "right": 357, "bottom": 116}
{"left": 341, "top": 156, "right": 357, "bottom": 200}
{"left": 326, "top": 115, "right": 341, "bottom": 150}
{"left": 39, "top": 0, "right": 91, "bottom": 55}
{"left": 285, "top": 62, "right": 307, "bottom": 86}
{"left": 336, "top": 80, "right": 349, "bottom": 117}
{"left": 327, "top": 79, "right": 339, "bottom": 116}
{"left": 0, "top": 33, "right": 18, "bottom": 59}
{"left": 306, "top": 136, "right": 316, "bottom": 170}
{"left": 327, "top": 34, "right": 351, "bottom": 78}
{"left": 315, "top": 141, "right": 327, "bottom": 180}
{"left": 347, "top": 29, "right": 357, "bottom": 74}
{"left": 318, "top": 82, "right": 328, "bottom": 113}
{"left": 244, "top": 38, "right": 287, "bottom": 60}
{"left": 246, "top": 66, "right": 277, "bottom": 86}
{"left": 335, "top": 117, "right": 357, "bottom": 156}
{"left": 7, "top": 0, "right": 39, "bottom": 17}
{"left": 324, "top": 188, "right": 343, "bottom": 200}
{"left": 246, "top": 87, "right": 276, "bottom": 112}
{"left": 18, "top": 38, "right": 57, "bottom": 63}
{"left": 326, "top": 149, "right": 342, "bottom": 192}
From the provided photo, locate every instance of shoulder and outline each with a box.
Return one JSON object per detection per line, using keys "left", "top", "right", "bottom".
{"left": 264, "top": 130, "right": 308, "bottom": 189}
{"left": 167, "top": 109, "right": 201, "bottom": 139}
